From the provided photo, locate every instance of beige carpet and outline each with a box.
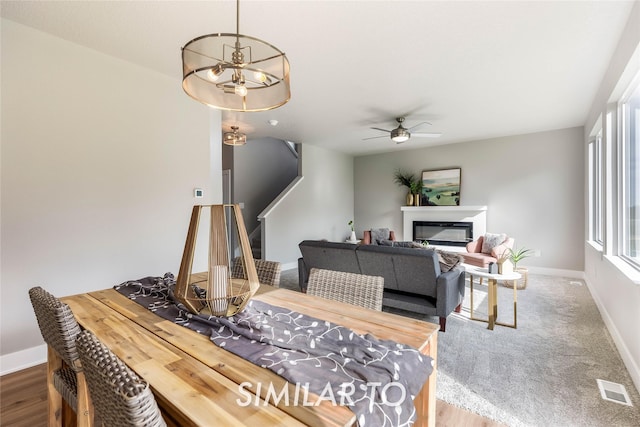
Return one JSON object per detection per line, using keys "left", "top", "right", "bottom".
{"left": 279, "top": 269, "right": 640, "bottom": 426}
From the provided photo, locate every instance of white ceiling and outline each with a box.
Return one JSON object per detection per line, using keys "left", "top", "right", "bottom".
{"left": 1, "top": 1, "right": 636, "bottom": 155}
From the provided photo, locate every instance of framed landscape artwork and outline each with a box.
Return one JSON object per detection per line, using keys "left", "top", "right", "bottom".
{"left": 421, "top": 168, "right": 461, "bottom": 206}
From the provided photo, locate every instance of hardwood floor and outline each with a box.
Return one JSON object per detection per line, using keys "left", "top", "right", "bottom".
{"left": 1, "top": 364, "right": 504, "bottom": 427}
{"left": 1, "top": 364, "right": 48, "bottom": 426}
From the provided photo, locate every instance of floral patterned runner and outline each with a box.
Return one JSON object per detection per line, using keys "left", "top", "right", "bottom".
{"left": 115, "top": 274, "right": 433, "bottom": 427}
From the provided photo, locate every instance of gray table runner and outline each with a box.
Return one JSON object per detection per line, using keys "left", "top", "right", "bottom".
{"left": 115, "top": 274, "right": 434, "bottom": 427}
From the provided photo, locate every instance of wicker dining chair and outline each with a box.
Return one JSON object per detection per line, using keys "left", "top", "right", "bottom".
{"left": 28, "top": 286, "right": 93, "bottom": 427}
{"left": 75, "top": 330, "right": 167, "bottom": 427}
{"left": 306, "top": 268, "right": 384, "bottom": 311}
{"left": 232, "top": 257, "right": 282, "bottom": 287}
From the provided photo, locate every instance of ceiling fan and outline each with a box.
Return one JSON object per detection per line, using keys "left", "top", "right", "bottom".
{"left": 364, "top": 117, "right": 442, "bottom": 144}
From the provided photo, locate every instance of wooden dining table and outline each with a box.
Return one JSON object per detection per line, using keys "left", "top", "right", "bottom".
{"left": 62, "top": 284, "right": 439, "bottom": 427}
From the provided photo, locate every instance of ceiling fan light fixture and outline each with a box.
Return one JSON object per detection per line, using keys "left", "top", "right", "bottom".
{"left": 391, "top": 128, "right": 410, "bottom": 143}
{"left": 223, "top": 126, "right": 247, "bottom": 146}
{"left": 181, "top": 0, "right": 291, "bottom": 112}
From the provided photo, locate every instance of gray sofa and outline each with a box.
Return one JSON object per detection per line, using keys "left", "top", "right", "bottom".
{"left": 298, "top": 240, "right": 465, "bottom": 331}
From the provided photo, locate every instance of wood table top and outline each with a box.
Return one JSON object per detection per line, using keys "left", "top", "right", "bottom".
{"left": 62, "top": 285, "right": 438, "bottom": 427}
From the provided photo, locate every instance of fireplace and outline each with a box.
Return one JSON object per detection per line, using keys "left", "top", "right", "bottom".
{"left": 401, "top": 205, "right": 487, "bottom": 245}
{"left": 413, "top": 221, "right": 473, "bottom": 247}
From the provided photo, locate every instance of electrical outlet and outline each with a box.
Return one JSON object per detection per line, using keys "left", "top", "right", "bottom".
{"left": 194, "top": 188, "right": 204, "bottom": 198}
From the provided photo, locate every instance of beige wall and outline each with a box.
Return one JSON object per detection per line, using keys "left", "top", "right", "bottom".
{"left": 354, "top": 127, "right": 585, "bottom": 272}
{"left": 262, "top": 143, "right": 355, "bottom": 265}
{"left": 1, "top": 19, "right": 220, "bottom": 370}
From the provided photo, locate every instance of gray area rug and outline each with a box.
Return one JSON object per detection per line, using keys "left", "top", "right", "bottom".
{"left": 279, "top": 268, "right": 640, "bottom": 426}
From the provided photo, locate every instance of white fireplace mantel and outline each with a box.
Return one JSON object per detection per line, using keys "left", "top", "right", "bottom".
{"left": 401, "top": 205, "right": 488, "bottom": 242}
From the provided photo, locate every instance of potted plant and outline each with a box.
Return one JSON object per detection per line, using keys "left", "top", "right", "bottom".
{"left": 347, "top": 220, "right": 357, "bottom": 242}
{"left": 507, "top": 246, "right": 533, "bottom": 289}
{"left": 409, "top": 179, "right": 423, "bottom": 206}
{"left": 508, "top": 247, "right": 533, "bottom": 269}
{"left": 393, "top": 169, "right": 416, "bottom": 205}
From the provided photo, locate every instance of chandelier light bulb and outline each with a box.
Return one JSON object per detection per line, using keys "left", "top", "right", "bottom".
{"left": 235, "top": 84, "right": 248, "bottom": 97}
{"left": 207, "top": 64, "right": 224, "bottom": 81}
{"left": 207, "top": 70, "right": 219, "bottom": 81}
{"left": 254, "top": 71, "right": 268, "bottom": 83}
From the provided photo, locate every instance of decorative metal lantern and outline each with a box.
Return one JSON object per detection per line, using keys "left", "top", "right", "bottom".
{"left": 174, "top": 204, "right": 259, "bottom": 316}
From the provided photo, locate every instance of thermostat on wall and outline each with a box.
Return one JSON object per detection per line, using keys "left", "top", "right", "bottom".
{"left": 194, "top": 188, "right": 204, "bottom": 198}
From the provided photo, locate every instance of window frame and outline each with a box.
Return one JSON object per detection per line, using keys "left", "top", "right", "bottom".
{"left": 589, "top": 128, "right": 604, "bottom": 247}
{"left": 618, "top": 74, "right": 640, "bottom": 271}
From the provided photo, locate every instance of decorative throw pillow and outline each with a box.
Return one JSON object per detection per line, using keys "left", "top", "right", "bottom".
{"left": 436, "top": 250, "right": 464, "bottom": 272}
{"left": 481, "top": 233, "right": 507, "bottom": 254}
{"left": 370, "top": 228, "right": 390, "bottom": 246}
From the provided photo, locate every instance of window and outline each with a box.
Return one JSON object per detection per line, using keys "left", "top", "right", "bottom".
{"left": 589, "top": 130, "right": 604, "bottom": 246}
{"left": 620, "top": 78, "right": 640, "bottom": 269}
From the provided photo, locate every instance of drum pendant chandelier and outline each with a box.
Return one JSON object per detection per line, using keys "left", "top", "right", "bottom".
{"left": 181, "top": 0, "right": 291, "bottom": 112}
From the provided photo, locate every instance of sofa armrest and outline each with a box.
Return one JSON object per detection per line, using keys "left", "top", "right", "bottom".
{"left": 298, "top": 257, "right": 309, "bottom": 292}
{"left": 466, "top": 237, "right": 483, "bottom": 254}
{"left": 435, "top": 268, "right": 466, "bottom": 317}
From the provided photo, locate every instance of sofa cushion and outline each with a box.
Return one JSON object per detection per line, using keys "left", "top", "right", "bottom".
{"left": 389, "top": 248, "right": 440, "bottom": 297}
{"left": 461, "top": 252, "right": 497, "bottom": 268}
{"left": 355, "top": 245, "right": 399, "bottom": 290}
{"left": 481, "top": 233, "right": 507, "bottom": 254}
{"left": 298, "top": 240, "right": 361, "bottom": 278}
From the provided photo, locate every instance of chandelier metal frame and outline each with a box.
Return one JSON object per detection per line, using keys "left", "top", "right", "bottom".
{"left": 181, "top": 0, "right": 291, "bottom": 112}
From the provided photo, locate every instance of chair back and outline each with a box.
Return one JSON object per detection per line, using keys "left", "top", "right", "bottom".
{"left": 362, "top": 229, "right": 396, "bottom": 245}
{"left": 76, "top": 330, "right": 166, "bottom": 427}
{"left": 307, "top": 268, "right": 384, "bottom": 311}
{"left": 232, "top": 257, "right": 282, "bottom": 287}
{"left": 28, "top": 286, "right": 82, "bottom": 370}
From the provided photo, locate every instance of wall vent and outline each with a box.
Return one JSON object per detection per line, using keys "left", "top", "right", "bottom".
{"left": 597, "top": 379, "right": 633, "bottom": 406}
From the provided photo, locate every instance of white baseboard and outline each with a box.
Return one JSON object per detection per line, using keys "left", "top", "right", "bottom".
{"left": 525, "top": 266, "right": 585, "bottom": 279}
{"left": 281, "top": 261, "right": 298, "bottom": 271}
{"left": 584, "top": 277, "right": 640, "bottom": 395}
{"left": 1, "top": 344, "right": 47, "bottom": 376}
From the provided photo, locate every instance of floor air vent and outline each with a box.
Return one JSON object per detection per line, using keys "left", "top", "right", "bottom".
{"left": 597, "top": 379, "right": 633, "bottom": 406}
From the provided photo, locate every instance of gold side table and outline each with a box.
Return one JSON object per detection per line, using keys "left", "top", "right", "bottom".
{"left": 462, "top": 264, "right": 522, "bottom": 330}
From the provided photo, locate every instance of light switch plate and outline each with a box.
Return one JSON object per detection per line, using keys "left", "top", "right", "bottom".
{"left": 194, "top": 188, "right": 204, "bottom": 198}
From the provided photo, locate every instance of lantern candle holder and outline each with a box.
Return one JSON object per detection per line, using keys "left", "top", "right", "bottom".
{"left": 174, "top": 204, "right": 259, "bottom": 316}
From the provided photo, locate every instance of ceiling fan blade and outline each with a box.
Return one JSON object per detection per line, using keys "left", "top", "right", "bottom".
{"left": 370, "top": 127, "right": 392, "bottom": 133}
{"left": 362, "top": 135, "right": 388, "bottom": 141}
{"left": 407, "top": 121, "right": 432, "bottom": 131}
{"left": 412, "top": 132, "right": 442, "bottom": 138}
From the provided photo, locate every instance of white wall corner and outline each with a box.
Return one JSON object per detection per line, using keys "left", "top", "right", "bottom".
{"left": 1, "top": 344, "right": 47, "bottom": 376}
